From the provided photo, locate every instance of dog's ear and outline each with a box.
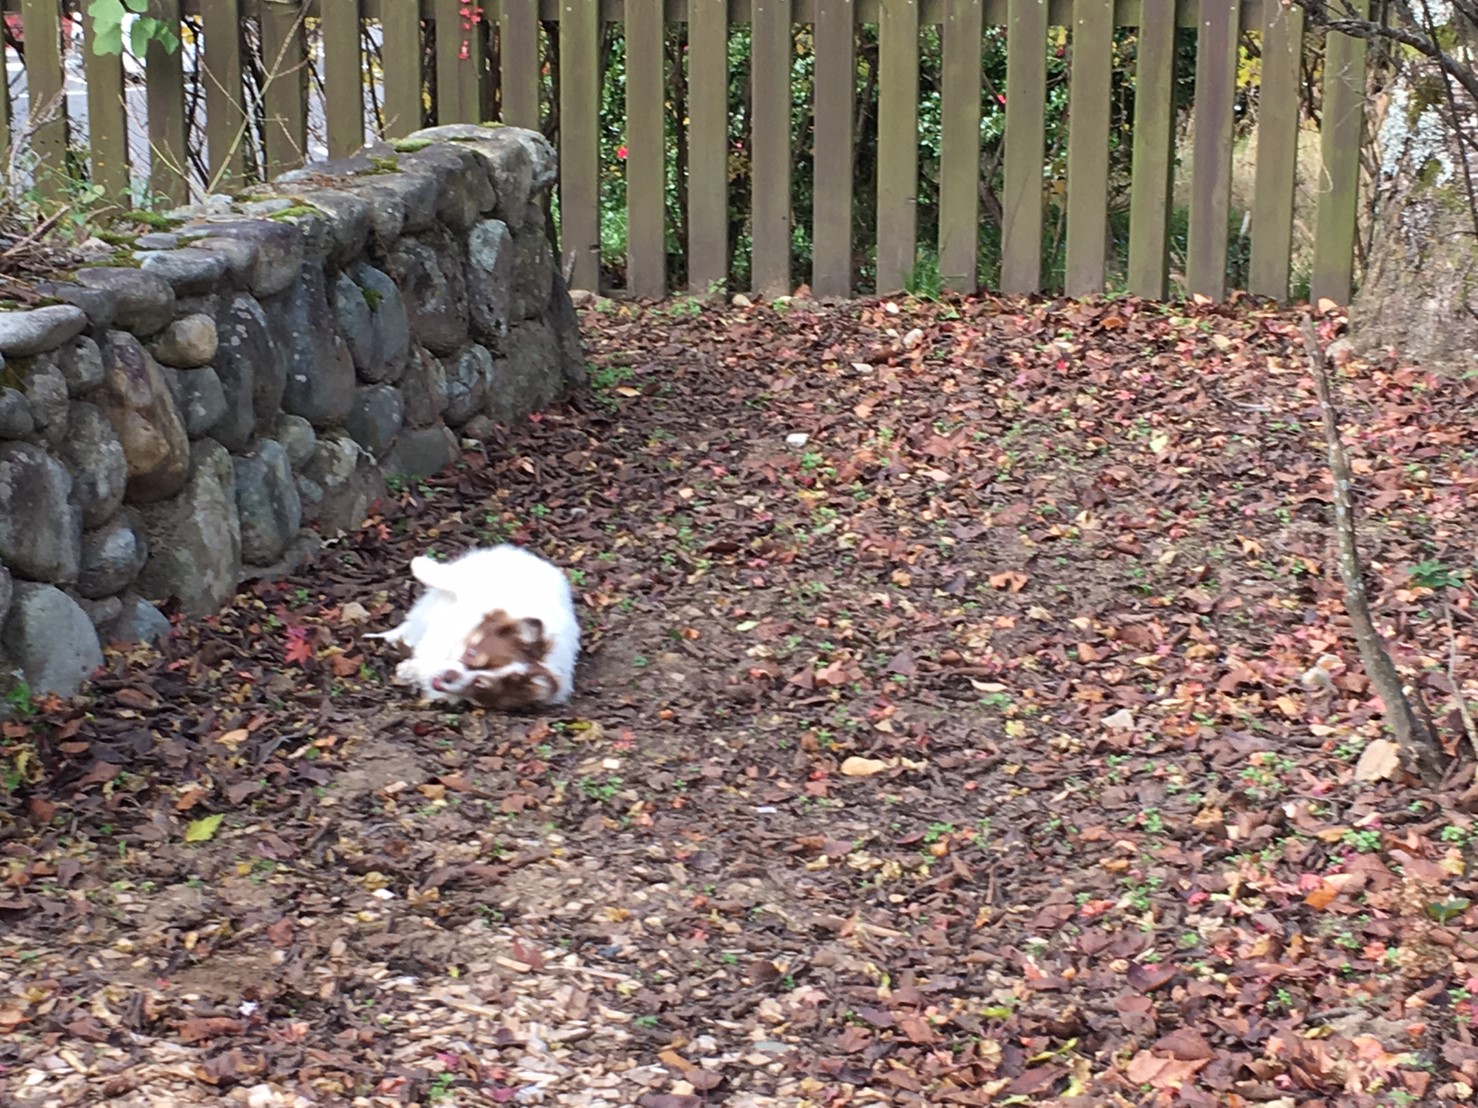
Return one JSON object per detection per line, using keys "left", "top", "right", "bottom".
{"left": 410, "top": 556, "right": 459, "bottom": 594}
{"left": 513, "top": 617, "right": 544, "bottom": 647}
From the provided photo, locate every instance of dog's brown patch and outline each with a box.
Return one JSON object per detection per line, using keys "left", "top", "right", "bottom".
{"left": 460, "top": 609, "right": 550, "bottom": 670}
{"left": 464, "top": 665, "right": 558, "bottom": 711}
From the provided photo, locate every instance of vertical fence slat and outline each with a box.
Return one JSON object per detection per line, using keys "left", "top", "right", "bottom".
{"left": 436, "top": 0, "right": 485, "bottom": 124}
{"left": 0, "top": 28, "right": 11, "bottom": 177}
{"left": 203, "top": 0, "right": 246, "bottom": 190}
{"left": 627, "top": 0, "right": 667, "bottom": 296}
{"left": 261, "top": 0, "right": 309, "bottom": 179}
{"left": 1248, "top": 1, "right": 1301, "bottom": 299}
{"left": 499, "top": 0, "right": 540, "bottom": 129}
{"left": 876, "top": 0, "right": 919, "bottom": 294}
{"left": 322, "top": 0, "right": 364, "bottom": 157}
{"left": 146, "top": 0, "right": 188, "bottom": 206}
{"left": 1311, "top": 4, "right": 1366, "bottom": 306}
{"left": 811, "top": 0, "right": 854, "bottom": 297}
{"left": 688, "top": 0, "right": 730, "bottom": 292}
{"left": 939, "top": 0, "right": 982, "bottom": 292}
{"left": 1001, "top": 0, "right": 1047, "bottom": 295}
{"left": 19, "top": 0, "right": 65, "bottom": 202}
{"left": 1126, "top": 0, "right": 1175, "bottom": 298}
{"left": 381, "top": 0, "right": 422, "bottom": 138}
{"left": 1064, "top": 0, "right": 1112, "bottom": 296}
{"left": 1186, "top": 0, "right": 1237, "bottom": 300}
{"left": 751, "top": 0, "right": 793, "bottom": 296}
{"left": 559, "top": 0, "right": 601, "bottom": 290}
{"left": 83, "top": 10, "right": 130, "bottom": 202}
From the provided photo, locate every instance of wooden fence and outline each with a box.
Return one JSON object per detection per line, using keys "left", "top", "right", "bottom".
{"left": 0, "top": 0, "right": 1367, "bottom": 304}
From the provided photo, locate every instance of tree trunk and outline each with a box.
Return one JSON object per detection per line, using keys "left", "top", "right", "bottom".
{"left": 1349, "top": 60, "right": 1478, "bottom": 371}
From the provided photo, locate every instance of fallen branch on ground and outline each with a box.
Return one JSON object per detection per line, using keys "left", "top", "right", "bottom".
{"left": 1299, "top": 316, "right": 1450, "bottom": 786}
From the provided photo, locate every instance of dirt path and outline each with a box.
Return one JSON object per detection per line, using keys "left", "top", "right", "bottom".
{"left": 4, "top": 295, "right": 1478, "bottom": 1106}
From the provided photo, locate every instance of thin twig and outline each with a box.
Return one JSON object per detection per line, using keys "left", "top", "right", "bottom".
{"left": 1299, "top": 315, "right": 1449, "bottom": 785}
{"left": 0, "top": 205, "right": 70, "bottom": 259}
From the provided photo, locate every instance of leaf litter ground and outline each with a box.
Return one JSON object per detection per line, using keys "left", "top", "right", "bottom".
{"left": 5, "top": 295, "right": 1478, "bottom": 1106}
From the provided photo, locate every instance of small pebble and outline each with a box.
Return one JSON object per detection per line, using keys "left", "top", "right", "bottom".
{"left": 785, "top": 433, "right": 809, "bottom": 448}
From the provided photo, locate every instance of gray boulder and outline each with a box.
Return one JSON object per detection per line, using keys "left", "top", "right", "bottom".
{"left": 399, "top": 143, "right": 496, "bottom": 232}
{"left": 345, "top": 384, "right": 404, "bottom": 459}
{"left": 172, "top": 366, "right": 229, "bottom": 438}
{"left": 18, "top": 355, "right": 70, "bottom": 449}
{"left": 137, "top": 248, "right": 229, "bottom": 296}
{"left": 466, "top": 219, "right": 513, "bottom": 341}
{"left": 0, "top": 389, "right": 33, "bottom": 439}
{"left": 400, "top": 345, "right": 448, "bottom": 426}
{"left": 273, "top": 413, "right": 317, "bottom": 470}
{"left": 61, "top": 402, "right": 128, "bottom": 529}
{"left": 135, "top": 440, "right": 242, "bottom": 616}
{"left": 210, "top": 291, "right": 284, "bottom": 451}
{"left": 384, "top": 424, "right": 459, "bottom": 480}
{"left": 1, "top": 583, "right": 103, "bottom": 698}
{"left": 549, "top": 271, "right": 587, "bottom": 385}
{"left": 443, "top": 343, "right": 494, "bottom": 426}
{"left": 77, "top": 594, "right": 123, "bottom": 628}
{"left": 0, "top": 443, "right": 81, "bottom": 583}
{"left": 336, "top": 264, "right": 410, "bottom": 383}
{"left": 34, "top": 282, "right": 118, "bottom": 331}
{"left": 234, "top": 439, "right": 302, "bottom": 567}
{"left": 267, "top": 266, "right": 356, "bottom": 429}
{"left": 181, "top": 220, "right": 302, "bottom": 296}
{"left": 74, "top": 268, "right": 176, "bottom": 336}
{"left": 58, "top": 334, "right": 106, "bottom": 396}
{"left": 489, "top": 320, "right": 564, "bottom": 423}
{"left": 78, "top": 513, "right": 148, "bottom": 599}
{"left": 303, "top": 432, "right": 384, "bottom": 536}
{"left": 102, "top": 593, "right": 173, "bottom": 647}
{"left": 509, "top": 225, "right": 554, "bottom": 321}
{"left": 0, "top": 305, "right": 88, "bottom": 357}
{"left": 303, "top": 189, "right": 371, "bottom": 266}
{"left": 385, "top": 230, "right": 470, "bottom": 356}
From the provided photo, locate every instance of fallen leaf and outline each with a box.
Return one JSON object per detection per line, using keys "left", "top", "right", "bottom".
{"left": 185, "top": 814, "right": 225, "bottom": 843}
{"left": 1354, "top": 739, "right": 1402, "bottom": 782}
{"left": 840, "top": 756, "right": 891, "bottom": 777}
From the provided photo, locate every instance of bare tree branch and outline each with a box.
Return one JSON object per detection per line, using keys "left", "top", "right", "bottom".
{"left": 1292, "top": 0, "right": 1478, "bottom": 104}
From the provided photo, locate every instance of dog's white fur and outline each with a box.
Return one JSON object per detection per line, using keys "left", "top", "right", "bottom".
{"left": 367, "top": 546, "right": 580, "bottom": 706}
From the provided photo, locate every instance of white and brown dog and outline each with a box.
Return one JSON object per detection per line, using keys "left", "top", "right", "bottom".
{"left": 367, "top": 545, "right": 579, "bottom": 710}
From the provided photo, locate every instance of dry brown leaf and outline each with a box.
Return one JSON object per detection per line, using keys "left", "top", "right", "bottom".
{"left": 1354, "top": 738, "right": 1402, "bottom": 782}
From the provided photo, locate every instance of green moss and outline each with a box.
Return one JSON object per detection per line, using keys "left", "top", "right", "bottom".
{"left": 370, "top": 156, "right": 401, "bottom": 173}
{"left": 75, "top": 255, "right": 138, "bottom": 269}
{"left": 94, "top": 229, "right": 141, "bottom": 248}
{"left": 268, "top": 204, "right": 325, "bottom": 221}
{"left": 390, "top": 138, "right": 432, "bottom": 153}
{"left": 360, "top": 284, "right": 384, "bottom": 312}
{"left": 123, "top": 209, "right": 181, "bottom": 230}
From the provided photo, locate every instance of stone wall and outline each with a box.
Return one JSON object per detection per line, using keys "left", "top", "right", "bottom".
{"left": 0, "top": 124, "right": 583, "bottom": 701}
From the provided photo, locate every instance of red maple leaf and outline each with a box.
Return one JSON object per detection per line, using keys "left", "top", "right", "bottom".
{"left": 284, "top": 627, "right": 314, "bottom": 666}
